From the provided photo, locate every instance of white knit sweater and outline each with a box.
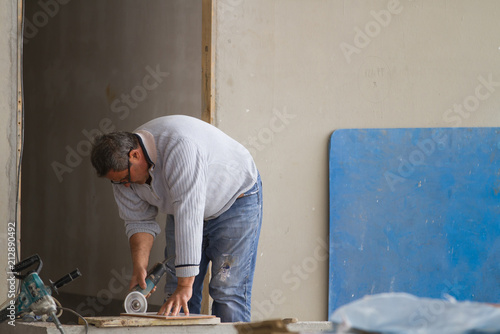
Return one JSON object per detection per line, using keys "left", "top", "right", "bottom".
{"left": 112, "top": 115, "right": 258, "bottom": 277}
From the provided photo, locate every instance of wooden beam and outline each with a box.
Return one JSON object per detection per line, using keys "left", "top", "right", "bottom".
{"left": 201, "top": 0, "right": 215, "bottom": 315}
{"left": 16, "top": 0, "right": 24, "bottom": 261}
{"left": 202, "top": 0, "right": 215, "bottom": 124}
{"left": 200, "top": 262, "right": 213, "bottom": 315}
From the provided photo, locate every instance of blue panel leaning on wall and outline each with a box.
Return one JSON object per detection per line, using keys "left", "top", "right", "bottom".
{"left": 328, "top": 128, "right": 500, "bottom": 317}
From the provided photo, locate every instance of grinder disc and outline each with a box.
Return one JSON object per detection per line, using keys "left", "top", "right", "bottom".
{"left": 124, "top": 291, "right": 147, "bottom": 314}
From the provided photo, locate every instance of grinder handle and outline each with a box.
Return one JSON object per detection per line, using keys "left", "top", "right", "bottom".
{"left": 134, "top": 261, "right": 167, "bottom": 296}
{"left": 51, "top": 268, "right": 82, "bottom": 294}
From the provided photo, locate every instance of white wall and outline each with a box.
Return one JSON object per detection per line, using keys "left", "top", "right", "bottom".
{"left": 21, "top": 0, "right": 201, "bottom": 313}
{"left": 214, "top": 0, "right": 500, "bottom": 321}
{"left": 0, "top": 0, "right": 19, "bottom": 301}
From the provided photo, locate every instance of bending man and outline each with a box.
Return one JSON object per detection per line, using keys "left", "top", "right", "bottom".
{"left": 90, "top": 115, "right": 262, "bottom": 322}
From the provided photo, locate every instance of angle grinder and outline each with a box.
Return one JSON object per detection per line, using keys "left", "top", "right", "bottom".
{"left": 123, "top": 259, "right": 168, "bottom": 314}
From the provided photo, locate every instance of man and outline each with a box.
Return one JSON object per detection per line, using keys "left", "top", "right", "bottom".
{"left": 90, "top": 115, "right": 262, "bottom": 322}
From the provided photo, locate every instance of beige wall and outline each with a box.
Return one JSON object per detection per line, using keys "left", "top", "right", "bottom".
{"left": 214, "top": 0, "right": 500, "bottom": 321}
{"left": 21, "top": 0, "right": 201, "bottom": 311}
{"left": 0, "top": 0, "right": 19, "bottom": 301}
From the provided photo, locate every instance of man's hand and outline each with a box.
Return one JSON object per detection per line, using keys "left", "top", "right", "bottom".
{"left": 129, "top": 266, "right": 158, "bottom": 297}
{"left": 158, "top": 276, "right": 195, "bottom": 316}
{"left": 129, "top": 266, "right": 148, "bottom": 290}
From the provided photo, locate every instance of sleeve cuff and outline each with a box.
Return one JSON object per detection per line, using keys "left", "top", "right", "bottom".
{"left": 125, "top": 222, "right": 161, "bottom": 240}
{"left": 175, "top": 265, "right": 199, "bottom": 278}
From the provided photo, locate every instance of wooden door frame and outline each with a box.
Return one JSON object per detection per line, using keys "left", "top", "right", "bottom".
{"left": 201, "top": 0, "right": 215, "bottom": 314}
{"left": 202, "top": 0, "right": 215, "bottom": 125}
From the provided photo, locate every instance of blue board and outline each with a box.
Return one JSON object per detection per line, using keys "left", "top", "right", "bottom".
{"left": 328, "top": 128, "right": 500, "bottom": 317}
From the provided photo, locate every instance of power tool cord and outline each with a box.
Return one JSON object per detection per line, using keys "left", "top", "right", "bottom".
{"left": 58, "top": 307, "right": 88, "bottom": 334}
{"left": 53, "top": 297, "right": 89, "bottom": 334}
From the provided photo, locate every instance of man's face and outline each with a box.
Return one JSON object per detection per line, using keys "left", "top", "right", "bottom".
{"left": 106, "top": 149, "right": 150, "bottom": 187}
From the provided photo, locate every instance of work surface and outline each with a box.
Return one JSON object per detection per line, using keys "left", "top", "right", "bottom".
{"left": 1, "top": 320, "right": 335, "bottom": 333}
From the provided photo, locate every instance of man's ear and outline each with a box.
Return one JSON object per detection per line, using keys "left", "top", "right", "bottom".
{"left": 130, "top": 148, "right": 141, "bottom": 160}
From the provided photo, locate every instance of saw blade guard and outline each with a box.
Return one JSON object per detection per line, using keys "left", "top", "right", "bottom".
{"left": 124, "top": 291, "right": 148, "bottom": 314}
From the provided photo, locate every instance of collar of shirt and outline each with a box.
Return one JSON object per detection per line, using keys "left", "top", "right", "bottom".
{"left": 134, "top": 130, "right": 157, "bottom": 172}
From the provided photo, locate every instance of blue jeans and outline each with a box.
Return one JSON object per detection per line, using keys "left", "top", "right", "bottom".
{"left": 164, "top": 174, "right": 263, "bottom": 322}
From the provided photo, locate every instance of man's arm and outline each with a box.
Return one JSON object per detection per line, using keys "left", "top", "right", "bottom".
{"left": 129, "top": 232, "right": 154, "bottom": 291}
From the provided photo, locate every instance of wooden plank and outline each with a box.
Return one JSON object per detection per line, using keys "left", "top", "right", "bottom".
{"left": 81, "top": 314, "right": 220, "bottom": 328}
{"left": 121, "top": 312, "right": 216, "bottom": 320}
{"left": 201, "top": 0, "right": 215, "bottom": 125}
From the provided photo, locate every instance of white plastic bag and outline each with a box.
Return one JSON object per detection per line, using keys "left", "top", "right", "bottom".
{"left": 331, "top": 293, "right": 500, "bottom": 333}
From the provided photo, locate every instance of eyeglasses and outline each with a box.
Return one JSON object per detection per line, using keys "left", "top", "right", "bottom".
{"left": 110, "top": 149, "right": 132, "bottom": 185}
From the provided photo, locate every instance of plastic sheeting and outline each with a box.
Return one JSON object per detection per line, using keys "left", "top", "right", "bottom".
{"left": 331, "top": 293, "right": 500, "bottom": 334}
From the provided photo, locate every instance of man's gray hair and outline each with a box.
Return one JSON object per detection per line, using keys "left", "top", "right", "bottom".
{"left": 91, "top": 132, "right": 138, "bottom": 177}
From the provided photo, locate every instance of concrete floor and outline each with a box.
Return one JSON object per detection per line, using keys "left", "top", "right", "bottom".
{"left": 1, "top": 320, "right": 335, "bottom": 333}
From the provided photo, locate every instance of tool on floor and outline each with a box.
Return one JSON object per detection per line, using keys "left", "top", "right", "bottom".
{"left": 0, "top": 254, "right": 81, "bottom": 334}
{"left": 123, "top": 259, "right": 169, "bottom": 314}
